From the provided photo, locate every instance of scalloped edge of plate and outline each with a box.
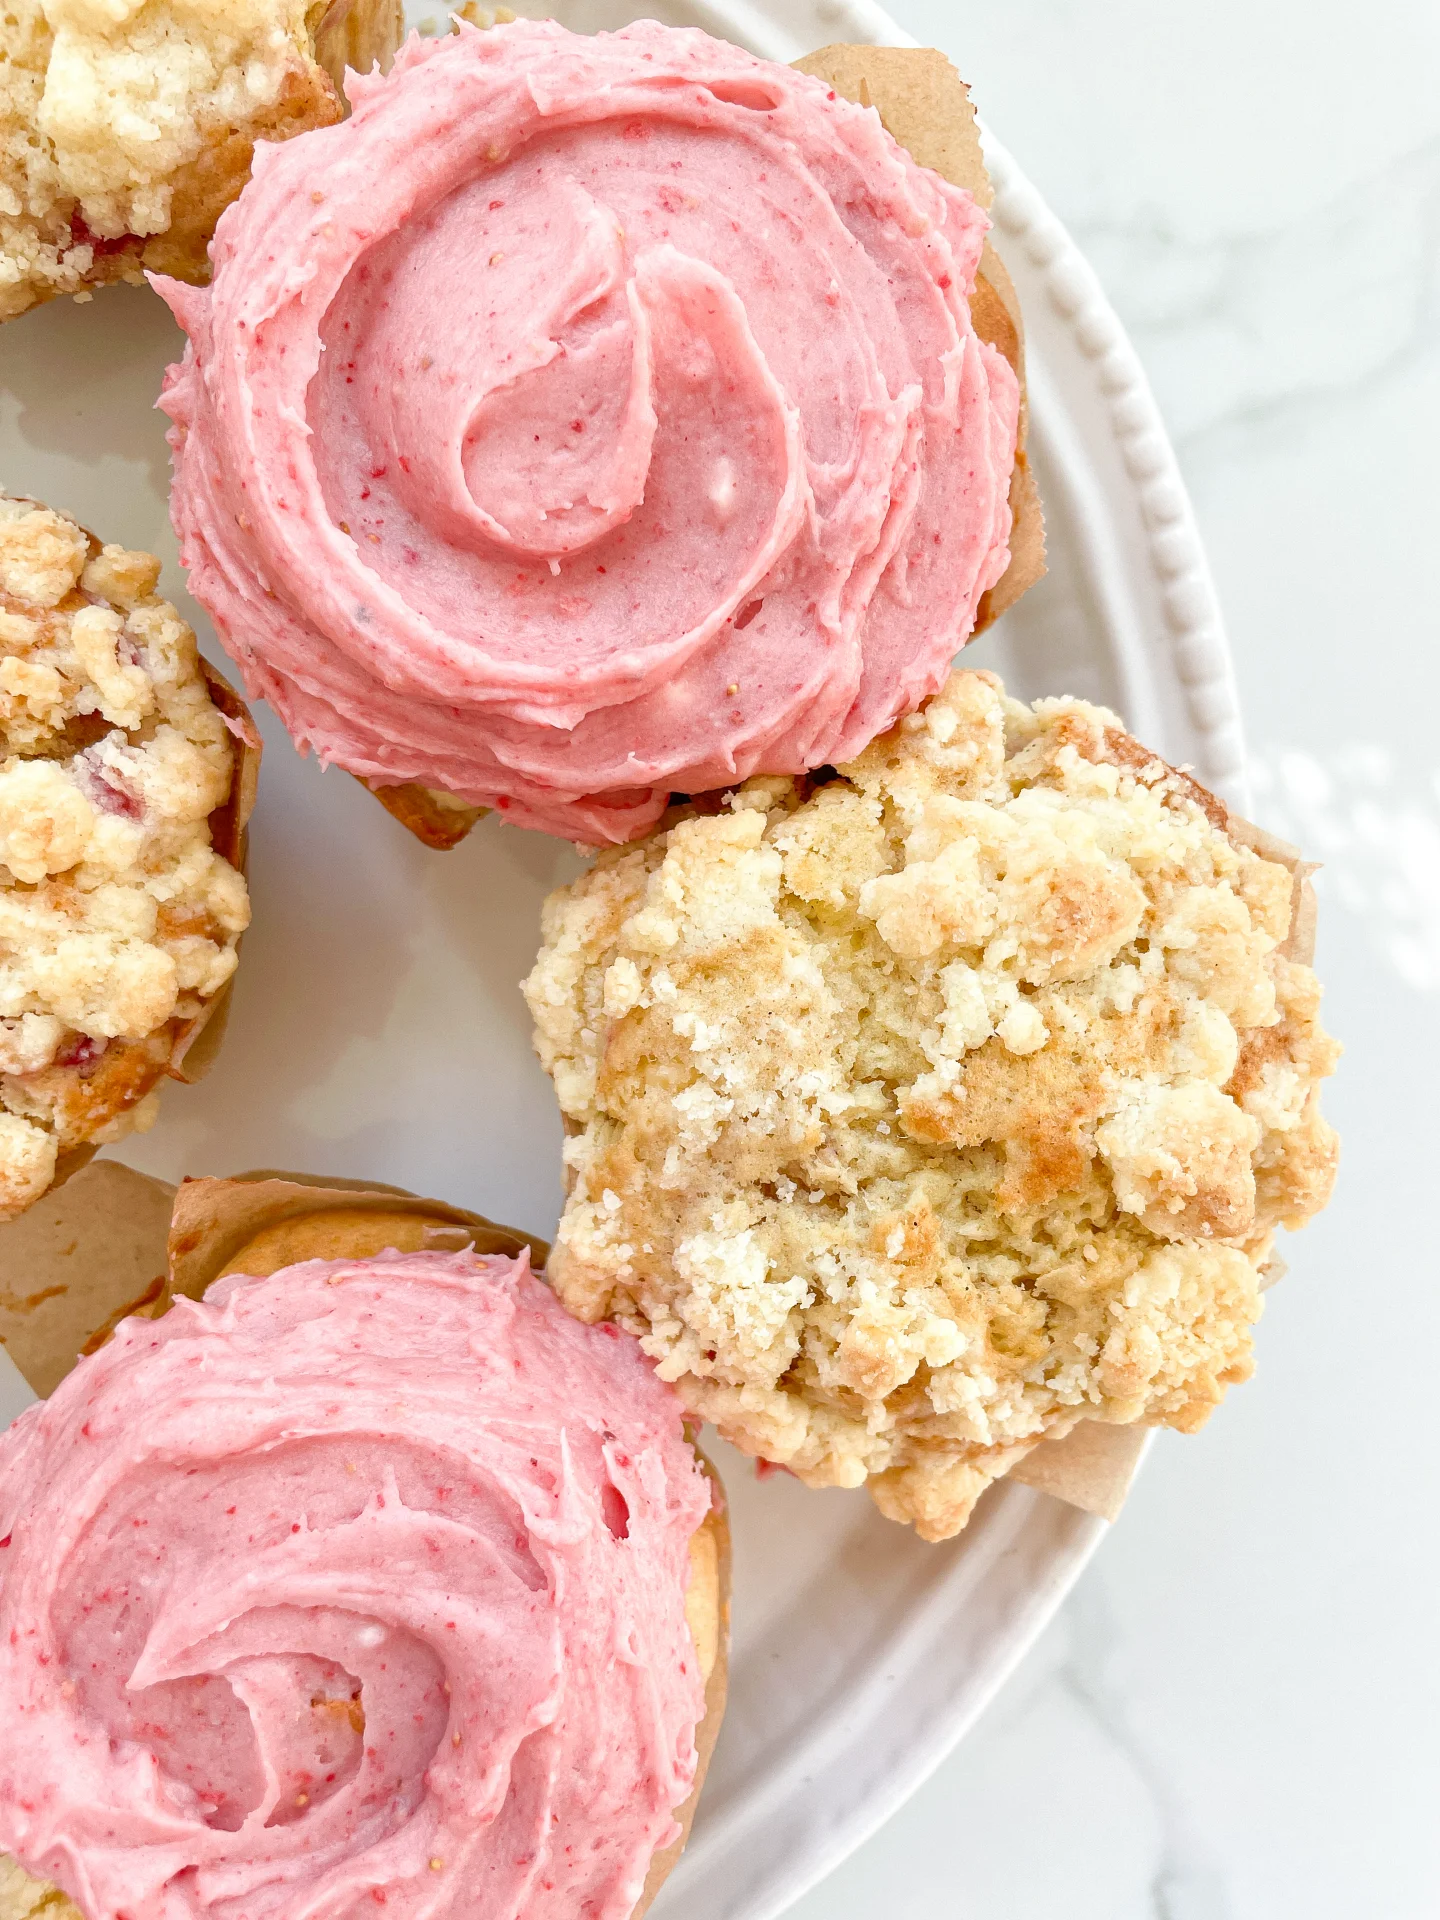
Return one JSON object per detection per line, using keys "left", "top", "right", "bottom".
{"left": 643, "top": 3, "right": 1244, "bottom": 1917}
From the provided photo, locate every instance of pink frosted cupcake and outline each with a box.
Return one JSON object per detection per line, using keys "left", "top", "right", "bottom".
{"left": 160, "top": 20, "right": 1033, "bottom": 845}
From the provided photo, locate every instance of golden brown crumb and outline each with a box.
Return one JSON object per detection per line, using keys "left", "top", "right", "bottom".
{"left": 0, "top": 492, "right": 249, "bottom": 1221}
{"left": 450, "top": 4, "right": 516, "bottom": 24}
{"left": 0, "top": 0, "right": 368, "bottom": 321}
{"left": 0, "top": 1855, "right": 80, "bottom": 1920}
{"left": 525, "top": 669, "right": 1339, "bottom": 1541}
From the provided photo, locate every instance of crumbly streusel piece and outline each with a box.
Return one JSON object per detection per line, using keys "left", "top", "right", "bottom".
{"left": 0, "top": 493, "right": 249, "bottom": 1220}
{"left": 0, "top": 0, "right": 401, "bottom": 323}
{"left": 524, "top": 669, "right": 1340, "bottom": 1541}
{"left": 0, "top": 1856, "right": 78, "bottom": 1920}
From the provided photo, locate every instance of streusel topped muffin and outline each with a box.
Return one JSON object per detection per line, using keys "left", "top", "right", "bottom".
{"left": 0, "top": 493, "right": 251, "bottom": 1219}
{"left": 0, "top": 0, "right": 401, "bottom": 321}
{"left": 525, "top": 668, "right": 1339, "bottom": 1540}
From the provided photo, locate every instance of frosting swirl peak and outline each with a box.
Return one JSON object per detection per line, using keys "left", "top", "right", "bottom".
{"left": 160, "top": 19, "right": 1020, "bottom": 842}
{"left": 0, "top": 1250, "right": 711, "bottom": 1920}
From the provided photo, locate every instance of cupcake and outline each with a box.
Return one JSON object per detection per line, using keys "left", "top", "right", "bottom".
{"left": 0, "top": 1178, "right": 729, "bottom": 1920}
{"left": 0, "top": 494, "right": 257, "bottom": 1222}
{"left": 160, "top": 23, "right": 1039, "bottom": 848}
{"left": 523, "top": 668, "right": 1340, "bottom": 1541}
{"left": 0, "top": 0, "right": 402, "bottom": 322}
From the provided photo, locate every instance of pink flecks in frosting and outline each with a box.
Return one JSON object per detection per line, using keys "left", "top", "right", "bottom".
{"left": 0, "top": 1250, "right": 711, "bottom": 1920}
{"left": 158, "top": 19, "right": 1019, "bottom": 843}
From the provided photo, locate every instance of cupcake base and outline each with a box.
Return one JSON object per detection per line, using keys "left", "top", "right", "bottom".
{"left": 0, "top": 1167, "right": 731, "bottom": 1920}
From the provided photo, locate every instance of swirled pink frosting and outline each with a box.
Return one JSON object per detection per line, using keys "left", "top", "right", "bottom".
{"left": 0, "top": 1250, "right": 711, "bottom": 1920}
{"left": 158, "top": 19, "right": 1020, "bottom": 842}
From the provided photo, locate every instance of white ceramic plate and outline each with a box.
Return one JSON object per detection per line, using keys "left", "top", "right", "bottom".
{"left": 0, "top": 2, "right": 1243, "bottom": 1915}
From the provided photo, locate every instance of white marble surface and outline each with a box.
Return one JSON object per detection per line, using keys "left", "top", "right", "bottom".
{"left": 0, "top": 5, "right": 1434, "bottom": 1916}
{"left": 784, "top": 2, "right": 1440, "bottom": 1916}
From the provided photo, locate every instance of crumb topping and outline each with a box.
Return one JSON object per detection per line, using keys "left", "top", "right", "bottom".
{"left": 0, "top": 1853, "right": 79, "bottom": 1920}
{"left": 0, "top": 494, "right": 249, "bottom": 1220}
{"left": 0, "top": 0, "right": 337, "bottom": 319}
{"left": 525, "top": 669, "right": 1340, "bottom": 1540}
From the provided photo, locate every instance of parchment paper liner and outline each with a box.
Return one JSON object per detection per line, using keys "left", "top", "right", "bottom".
{"left": 312, "top": 0, "right": 405, "bottom": 91}
{"left": 794, "top": 44, "right": 1044, "bottom": 633}
{"left": 0, "top": 1169, "right": 729, "bottom": 1919}
{"left": 363, "top": 40, "right": 1045, "bottom": 851}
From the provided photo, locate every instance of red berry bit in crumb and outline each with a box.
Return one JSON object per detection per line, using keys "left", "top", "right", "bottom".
{"left": 526, "top": 666, "right": 1340, "bottom": 1542}
{"left": 76, "top": 751, "right": 145, "bottom": 821}
{"left": 52, "top": 1035, "right": 108, "bottom": 1075}
{"left": 1, "top": 0, "right": 354, "bottom": 323}
{"left": 66, "top": 214, "right": 142, "bottom": 263}
{"left": 0, "top": 492, "right": 251, "bottom": 1223}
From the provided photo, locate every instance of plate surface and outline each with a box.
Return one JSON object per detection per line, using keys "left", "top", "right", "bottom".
{"left": 0, "top": 3, "right": 1242, "bottom": 1916}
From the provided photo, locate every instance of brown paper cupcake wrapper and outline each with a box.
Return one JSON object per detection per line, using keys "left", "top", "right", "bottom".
{"left": 794, "top": 44, "right": 1045, "bottom": 634}
{"left": 357, "top": 778, "right": 491, "bottom": 851}
{"left": 313, "top": 0, "right": 405, "bottom": 90}
{"left": 635, "top": 1446, "right": 731, "bottom": 1920}
{"left": 166, "top": 660, "right": 263, "bottom": 1083}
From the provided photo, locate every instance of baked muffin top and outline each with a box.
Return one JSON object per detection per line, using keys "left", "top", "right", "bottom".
{"left": 0, "top": 0, "right": 342, "bottom": 319}
{"left": 525, "top": 668, "right": 1339, "bottom": 1539}
{"left": 0, "top": 494, "right": 249, "bottom": 1219}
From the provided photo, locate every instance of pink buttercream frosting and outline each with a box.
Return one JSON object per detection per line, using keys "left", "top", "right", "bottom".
{"left": 158, "top": 19, "right": 1020, "bottom": 843}
{"left": 0, "top": 1250, "right": 711, "bottom": 1920}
